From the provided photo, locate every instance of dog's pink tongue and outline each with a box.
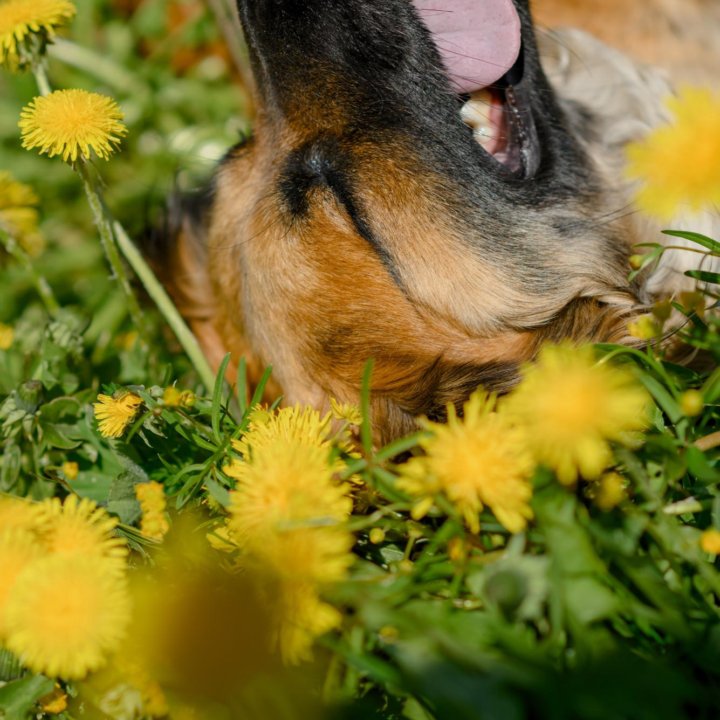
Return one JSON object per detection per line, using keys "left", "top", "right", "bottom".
{"left": 413, "top": 0, "right": 521, "bottom": 93}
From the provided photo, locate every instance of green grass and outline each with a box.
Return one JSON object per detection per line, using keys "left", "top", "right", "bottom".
{"left": 1, "top": 1, "right": 719, "bottom": 718}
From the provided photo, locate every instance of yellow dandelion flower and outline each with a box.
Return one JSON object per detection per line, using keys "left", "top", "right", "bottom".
{"left": 162, "top": 386, "right": 195, "bottom": 408}
{"left": 680, "top": 390, "right": 704, "bottom": 417}
{"left": 329, "top": 397, "right": 363, "bottom": 426}
{"left": 0, "top": 171, "right": 44, "bottom": 255}
{"left": 0, "top": 322, "right": 14, "bottom": 350}
{"left": 114, "top": 659, "right": 169, "bottom": 718}
{"left": 0, "top": 495, "right": 44, "bottom": 532}
{"left": 275, "top": 580, "right": 343, "bottom": 665}
{"left": 700, "top": 529, "right": 720, "bottom": 555}
{"left": 369, "top": 528, "right": 385, "bottom": 544}
{"left": 0, "top": 529, "right": 42, "bottom": 638}
{"left": 39, "top": 686, "right": 68, "bottom": 715}
{"left": 227, "top": 442, "right": 353, "bottom": 580}
{"left": 591, "top": 472, "right": 627, "bottom": 511}
{"left": 231, "top": 405, "right": 336, "bottom": 460}
{"left": 0, "top": 0, "right": 76, "bottom": 69}
{"left": 5, "top": 554, "right": 131, "bottom": 679}
{"left": 228, "top": 442, "right": 353, "bottom": 663}
{"left": 19, "top": 89, "right": 127, "bottom": 163}
{"left": 398, "top": 390, "right": 534, "bottom": 534}
{"left": 36, "top": 494, "right": 128, "bottom": 569}
{"left": 93, "top": 390, "right": 143, "bottom": 438}
{"left": 115, "top": 330, "right": 138, "bottom": 351}
{"left": 504, "top": 343, "right": 650, "bottom": 486}
{"left": 627, "top": 315, "right": 661, "bottom": 341}
{"left": 447, "top": 537, "right": 469, "bottom": 563}
{"left": 680, "top": 290, "right": 706, "bottom": 319}
{"left": 61, "top": 460, "right": 79, "bottom": 480}
{"left": 206, "top": 523, "right": 235, "bottom": 553}
{"left": 135, "top": 481, "right": 169, "bottom": 541}
{"left": 626, "top": 87, "right": 720, "bottom": 219}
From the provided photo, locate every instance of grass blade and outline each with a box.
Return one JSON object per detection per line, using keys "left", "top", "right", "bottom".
{"left": 211, "top": 353, "right": 232, "bottom": 442}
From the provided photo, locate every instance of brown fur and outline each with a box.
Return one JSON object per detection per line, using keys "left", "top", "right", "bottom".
{"left": 164, "top": 0, "right": 714, "bottom": 441}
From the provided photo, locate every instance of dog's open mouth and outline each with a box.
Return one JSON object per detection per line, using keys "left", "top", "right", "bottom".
{"left": 459, "top": 52, "right": 540, "bottom": 177}
{"left": 413, "top": 0, "right": 538, "bottom": 177}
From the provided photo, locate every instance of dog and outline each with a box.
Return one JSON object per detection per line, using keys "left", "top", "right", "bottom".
{"left": 157, "top": 0, "right": 719, "bottom": 442}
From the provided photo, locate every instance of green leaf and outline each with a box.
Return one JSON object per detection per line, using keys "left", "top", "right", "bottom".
{"left": 37, "top": 396, "right": 81, "bottom": 423}
{"left": 564, "top": 577, "right": 619, "bottom": 625}
{"left": 204, "top": 475, "right": 231, "bottom": 507}
{"left": 40, "top": 422, "right": 81, "bottom": 450}
{"left": 685, "top": 269, "right": 720, "bottom": 284}
{"left": 211, "top": 353, "right": 232, "bottom": 442}
{"left": 0, "top": 443, "right": 21, "bottom": 492}
{"left": 243, "top": 365, "right": 274, "bottom": 427}
{"left": 702, "top": 366, "right": 720, "bottom": 403}
{"left": 663, "top": 229, "right": 720, "bottom": 254}
{"left": 236, "top": 356, "right": 248, "bottom": 416}
{"left": 685, "top": 445, "right": 720, "bottom": 484}
{"left": 106, "top": 471, "right": 143, "bottom": 524}
{"left": 0, "top": 675, "right": 54, "bottom": 720}
{"left": 637, "top": 374, "right": 681, "bottom": 424}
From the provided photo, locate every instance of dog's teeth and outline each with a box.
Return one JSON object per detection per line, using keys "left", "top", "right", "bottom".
{"left": 460, "top": 90, "right": 498, "bottom": 153}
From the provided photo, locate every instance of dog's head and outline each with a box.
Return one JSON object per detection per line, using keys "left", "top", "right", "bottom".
{"left": 168, "top": 0, "right": 641, "bottom": 440}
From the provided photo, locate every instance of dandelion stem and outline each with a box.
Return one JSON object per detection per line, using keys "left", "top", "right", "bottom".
{"left": 112, "top": 221, "right": 216, "bottom": 391}
{"left": 77, "top": 161, "right": 150, "bottom": 346}
{"left": 0, "top": 228, "right": 60, "bottom": 316}
{"left": 31, "top": 60, "right": 52, "bottom": 96}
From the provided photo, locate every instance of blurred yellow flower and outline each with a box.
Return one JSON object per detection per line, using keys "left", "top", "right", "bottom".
{"left": 227, "top": 442, "right": 353, "bottom": 578}
{"left": 228, "top": 440, "right": 353, "bottom": 663}
{"left": 679, "top": 290, "right": 706, "bottom": 319}
{"left": 398, "top": 390, "right": 534, "bottom": 534}
{"left": 5, "top": 554, "right": 131, "bottom": 679}
{"left": 329, "top": 397, "right": 363, "bottom": 426}
{"left": 627, "top": 315, "right": 661, "bottom": 341}
{"left": 115, "top": 658, "right": 169, "bottom": 718}
{"left": 0, "top": 171, "right": 44, "bottom": 256}
{"left": 680, "top": 390, "right": 704, "bottom": 417}
{"left": 591, "top": 472, "right": 627, "bottom": 511}
{"left": 0, "top": 321, "right": 14, "bottom": 350}
{"left": 369, "top": 527, "right": 385, "bottom": 544}
{"left": 163, "top": 386, "right": 195, "bottom": 408}
{"left": 0, "top": 529, "right": 42, "bottom": 637}
{"left": 37, "top": 494, "right": 127, "bottom": 569}
{"left": 19, "top": 89, "right": 127, "bottom": 163}
{"left": 504, "top": 344, "right": 650, "bottom": 485}
{"left": 700, "top": 529, "right": 720, "bottom": 555}
{"left": 39, "top": 686, "right": 68, "bottom": 715}
{"left": 0, "top": 495, "right": 42, "bottom": 532}
{"left": 626, "top": 87, "right": 720, "bottom": 219}
{"left": 0, "top": 0, "right": 75, "bottom": 69}
{"left": 275, "top": 580, "right": 344, "bottom": 665}
{"left": 135, "top": 481, "right": 169, "bottom": 541}
{"left": 61, "top": 460, "right": 78, "bottom": 480}
{"left": 93, "top": 390, "right": 142, "bottom": 438}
